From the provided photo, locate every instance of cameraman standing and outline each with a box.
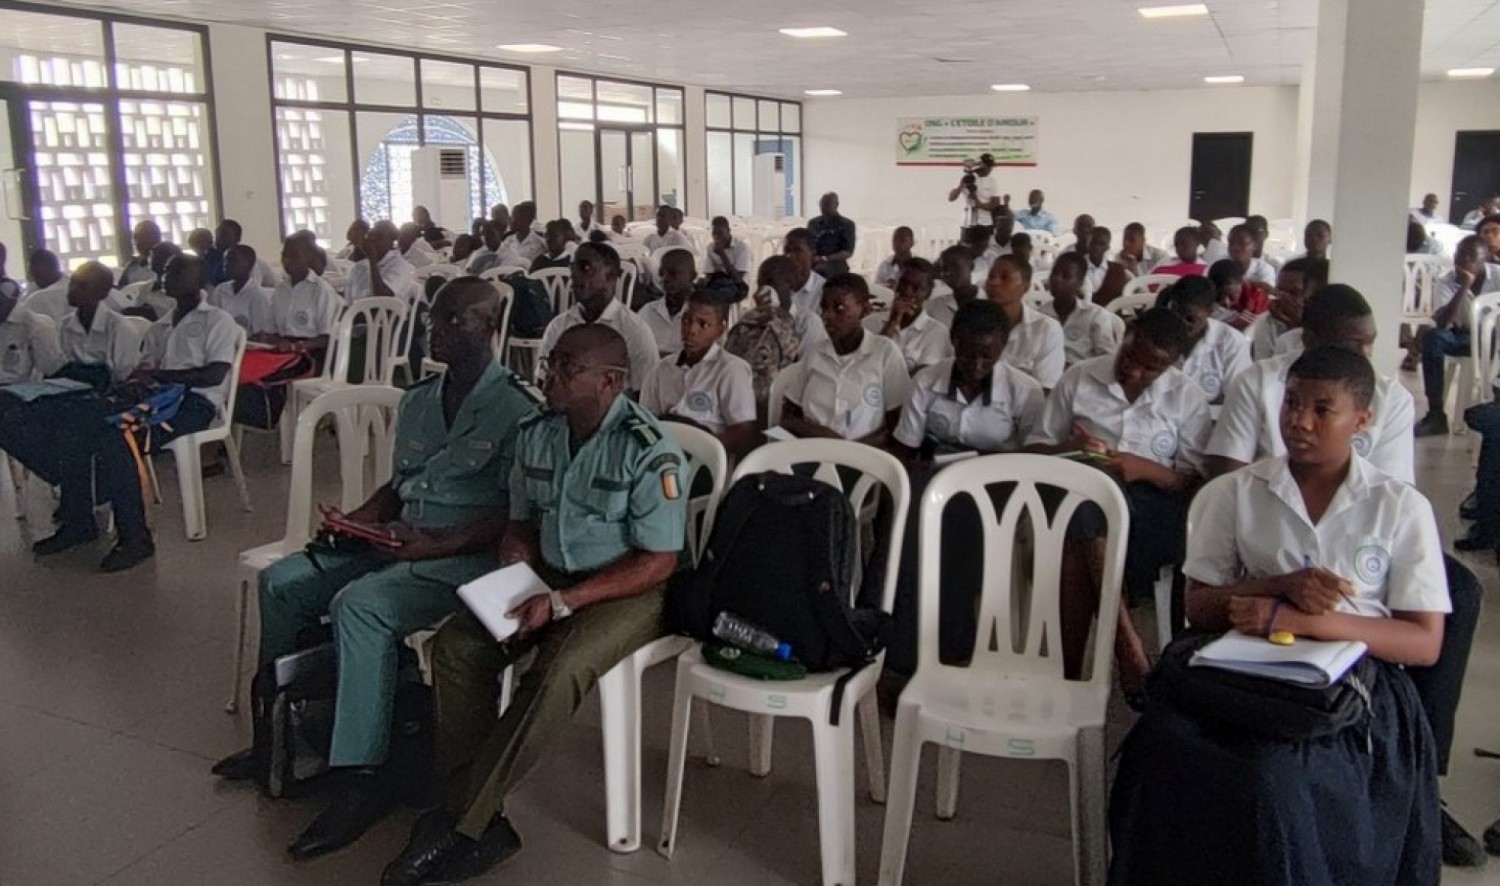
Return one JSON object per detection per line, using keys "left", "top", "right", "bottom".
{"left": 947, "top": 152, "right": 1004, "bottom": 238}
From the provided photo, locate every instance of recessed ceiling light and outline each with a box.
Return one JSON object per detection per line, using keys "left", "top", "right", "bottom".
{"left": 1139, "top": 4, "right": 1210, "bottom": 19}
{"left": 1448, "top": 67, "right": 1495, "bottom": 78}
{"left": 1204, "top": 75, "right": 1244, "bottom": 84}
{"left": 496, "top": 43, "right": 562, "bottom": 53}
{"left": 991, "top": 83, "right": 1031, "bottom": 92}
{"left": 804, "top": 89, "right": 842, "bottom": 96}
{"left": 779, "top": 26, "right": 848, "bottom": 39}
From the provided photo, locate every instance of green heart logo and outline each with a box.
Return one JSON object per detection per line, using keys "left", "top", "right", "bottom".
{"left": 898, "top": 128, "right": 924, "bottom": 154}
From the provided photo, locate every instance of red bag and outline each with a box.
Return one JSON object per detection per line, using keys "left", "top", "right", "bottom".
{"left": 235, "top": 349, "right": 316, "bottom": 429}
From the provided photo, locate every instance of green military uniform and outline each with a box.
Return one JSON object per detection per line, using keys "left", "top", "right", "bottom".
{"left": 257, "top": 361, "right": 538, "bottom": 768}
{"left": 431, "top": 395, "right": 686, "bottom": 838}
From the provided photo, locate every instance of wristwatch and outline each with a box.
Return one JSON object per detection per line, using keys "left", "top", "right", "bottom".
{"left": 547, "top": 588, "right": 573, "bottom": 621}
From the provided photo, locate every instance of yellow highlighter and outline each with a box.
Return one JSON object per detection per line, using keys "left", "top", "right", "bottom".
{"left": 1268, "top": 631, "right": 1296, "bottom": 646}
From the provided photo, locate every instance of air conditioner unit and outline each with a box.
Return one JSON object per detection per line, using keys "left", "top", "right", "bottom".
{"left": 752, "top": 152, "right": 786, "bottom": 220}
{"left": 412, "top": 146, "right": 470, "bottom": 231}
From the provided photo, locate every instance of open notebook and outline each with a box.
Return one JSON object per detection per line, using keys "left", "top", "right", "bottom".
{"left": 1189, "top": 631, "right": 1368, "bottom": 689}
{"left": 457, "top": 562, "right": 553, "bottom": 643}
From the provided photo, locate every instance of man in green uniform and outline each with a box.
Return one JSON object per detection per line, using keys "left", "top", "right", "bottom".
{"left": 381, "top": 324, "right": 686, "bottom": 886}
{"left": 212, "top": 277, "right": 539, "bottom": 860}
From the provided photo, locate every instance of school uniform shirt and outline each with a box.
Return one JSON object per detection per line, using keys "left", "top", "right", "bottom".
{"left": 1123, "top": 245, "right": 1169, "bottom": 274}
{"left": 1001, "top": 304, "right": 1066, "bottom": 389}
{"left": 209, "top": 279, "right": 274, "bottom": 335}
{"left": 20, "top": 278, "right": 70, "bottom": 324}
{"left": 402, "top": 241, "right": 437, "bottom": 269}
{"left": 252, "top": 257, "right": 282, "bottom": 289}
{"left": 789, "top": 302, "right": 827, "bottom": 353}
{"left": 643, "top": 229, "right": 693, "bottom": 253}
{"left": 1184, "top": 455, "right": 1449, "bottom": 619}
{"left": 923, "top": 289, "right": 966, "bottom": 328}
{"left": 863, "top": 309, "right": 952, "bottom": 373}
{"left": 1038, "top": 300, "right": 1123, "bottom": 366}
{"left": 529, "top": 253, "right": 573, "bottom": 274}
{"left": 465, "top": 247, "right": 498, "bottom": 275}
{"left": 1434, "top": 265, "right": 1500, "bottom": 313}
{"left": 971, "top": 173, "right": 1000, "bottom": 212}
{"left": 1208, "top": 350, "right": 1415, "bottom": 483}
{"left": 1201, "top": 239, "right": 1229, "bottom": 265}
{"left": 640, "top": 344, "right": 756, "bottom": 435}
{"left": 875, "top": 255, "right": 907, "bottom": 286}
{"left": 893, "top": 358, "right": 1044, "bottom": 453}
{"left": 971, "top": 243, "right": 1011, "bottom": 286}
{"left": 271, "top": 271, "right": 342, "bottom": 339}
{"left": 344, "top": 250, "right": 418, "bottom": 304}
{"left": 1273, "top": 328, "right": 1303, "bottom": 356}
{"left": 1244, "top": 257, "right": 1277, "bottom": 288}
{"left": 1083, "top": 256, "right": 1130, "bottom": 297}
{"left": 116, "top": 258, "right": 154, "bottom": 288}
{"left": 1248, "top": 314, "right": 1293, "bottom": 361}
{"left": 142, "top": 301, "right": 239, "bottom": 413}
{"left": 498, "top": 230, "right": 546, "bottom": 268}
{"left": 787, "top": 330, "right": 910, "bottom": 440}
{"left": 1028, "top": 355, "right": 1212, "bottom": 476}
{"left": 538, "top": 298, "right": 659, "bottom": 392}
{"left": 790, "top": 271, "right": 827, "bottom": 315}
{"left": 59, "top": 306, "right": 143, "bottom": 382}
{"left": 700, "top": 238, "right": 753, "bottom": 276}
{"left": 1179, "top": 318, "right": 1252, "bottom": 402}
{"left": 1014, "top": 207, "right": 1061, "bottom": 234}
{"left": 639, "top": 298, "right": 685, "bottom": 356}
{"left": 0, "top": 307, "right": 64, "bottom": 384}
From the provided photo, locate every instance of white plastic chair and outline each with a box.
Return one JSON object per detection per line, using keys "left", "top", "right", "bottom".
{"left": 869, "top": 283, "right": 895, "bottom": 310}
{"left": 1024, "top": 279, "right": 1052, "bottom": 310}
{"left": 766, "top": 362, "right": 801, "bottom": 429}
{"left": 1402, "top": 254, "right": 1451, "bottom": 329}
{"left": 1105, "top": 292, "right": 1155, "bottom": 321}
{"left": 1442, "top": 291, "right": 1500, "bottom": 432}
{"left": 616, "top": 261, "right": 638, "bottom": 305}
{"left": 414, "top": 263, "right": 463, "bottom": 283}
{"left": 1119, "top": 273, "right": 1181, "bottom": 302}
{"left": 499, "top": 268, "right": 570, "bottom": 377}
{"left": 876, "top": 454, "right": 1129, "bottom": 886}
{"left": 1152, "top": 490, "right": 1212, "bottom": 653}
{"left": 659, "top": 440, "right": 911, "bottom": 886}
{"left": 225, "top": 385, "right": 404, "bottom": 712}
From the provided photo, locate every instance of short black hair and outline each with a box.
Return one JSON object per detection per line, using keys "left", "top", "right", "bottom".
{"left": 1157, "top": 275, "right": 1219, "bottom": 313}
{"left": 783, "top": 227, "right": 813, "bottom": 250}
{"left": 995, "top": 253, "right": 1033, "bottom": 286}
{"left": 659, "top": 247, "right": 697, "bottom": 273}
{"left": 1052, "top": 251, "right": 1086, "bottom": 275}
{"left": 1301, "top": 283, "right": 1371, "bottom": 340}
{"left": 711, "top": 215, "right": 730, "bottom": 228}
{"left": 226, "top": 243, "right": 257, "bottom": 266}
{"left": 1287, "top": 346, "right": 1376, "bottom": 410}
{"left": 1009, "top": 232, "right": 1032, "bottom": 251}
{"left": 1305, "top": 218, "right": 1331, "bottom": 234}
{"left": 218, "top": 218, "right": 243, "bottom": 240}
{"left": 952, "top": 297, "right": 1011, "bottom": 344}
{"left": 1173, "top": 225, "right": 1202, "bottom": 246}
{"left": 1478, "top": 213, "right": 1500, "bottom": 232}
{"left": 687, "top": 286, "right": 730, "bottom": 321}
{"left": 1207, "top": 258, "right": 1245, "bottom": 288}
{"left": 1124, "top": 221, "right": 1146, "bottom": 235}
{"left": 939, "top": 244, "right": 974, "bottom": 270}
{"left": 900, "top": 256, "right": 936, "bottom": 285}
{"left": 893, "top": 225, "right": 914, "bottom": 238}
{"left": 1228, "top": 223, "right": 1253, "bottom": 241}
{"left": 576, "top": 241, "right": 621, "bottom": 275}
{"left": 823, "top": 272, "right": 870, "bottom": 301}
{"left": 1129, "top": 307, "right": 1191, "bottom": 358}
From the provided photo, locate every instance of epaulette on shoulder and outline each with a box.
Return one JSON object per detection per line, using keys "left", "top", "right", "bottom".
{"left": 506, "top": 374, "right": 545, "bottom": 406}
{"left": 519, "top": 409, "right": 551, "bottom": 429}
{"left": 408, "top": 373, "right": 442, "bottom": 391}
{"left": 623, "top": 415, "right": 662, "bottom": 447}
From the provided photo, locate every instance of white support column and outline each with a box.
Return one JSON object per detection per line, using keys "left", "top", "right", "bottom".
{"left": 208, "top": 24, "right": 281, "bottom": 252}
{"left": 530, "top": 65, "right": 561, "bottom": 218}
{"left": 1306, "top": 0, "right": 1425, "bottom": 375}
{"left": 684, "top": 86, "right": 708, "bottom": 219}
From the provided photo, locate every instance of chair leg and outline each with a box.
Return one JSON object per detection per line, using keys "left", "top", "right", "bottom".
{"left": 691, "top": 699, "right": 720, "bottom": 766}
{"left": 656, "top": 659, "right": 696, "bottom": 859}
{"left": 7, "top": 454, "right": 24, "bottom": 520}
{"left": 175, "top": 442, "right": 207, "bottom": 541}
{"left": 146, "top": 454, "right": 163, "bottom": 505}
{"left": 224, "top": 433, "right": 252, "bottom": 513}
{"left": 598, "top": 660, "right": 644, "bottom": 853}
{"left": 498, "top": 664, "right": 514, "bottom": 715}
{"left": 858, "top": 691, "right": 887, "bottom": 804}
{"left": 1153, "top": 566, "right": 1175, "bottom": 653}
{"left": 935, "top": 745, "right": 962, "bottom": 821}
{"left": 1072, "top": 727, "right": 1108, "bottom": 886}
{"left": 748, "top": 713, "right": 775, "bottom": 777}
{"left": 876, "top": 710, "right": 923, "bottom": 886}
{"left": 226, "top": 576, "right": 249, "bottom": 714}
{"left": 278, "top": 395, "right": 297, "bottom": 465}
{"left": 811, "top": 715, "right": 858, "bottom": 886}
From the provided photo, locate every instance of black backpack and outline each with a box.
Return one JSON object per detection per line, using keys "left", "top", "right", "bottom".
{"left": 666, "top": 471, "right": 892, "bottom": 683}
{"left": 501, "top": 272, "right": 557, "bottom": 339}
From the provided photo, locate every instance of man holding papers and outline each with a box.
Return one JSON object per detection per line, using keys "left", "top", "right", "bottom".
{"left": 381, "top": 324, "right": 686, "bottom": 886}
{"left": 1108, "top": 347, "right": 1450, "bottom": 885}
{"left": 212, "top": 278, "right": 538, "bottom": 861}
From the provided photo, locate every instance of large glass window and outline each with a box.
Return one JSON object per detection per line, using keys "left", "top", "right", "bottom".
{"left": 269, "top": 38, "right": 532, "bottom": 245}
{"left": 704, "top": 91, "right": 802, "bottom": 219}
{"left": 555, "top": 74, "right": 685, "bottom": 222}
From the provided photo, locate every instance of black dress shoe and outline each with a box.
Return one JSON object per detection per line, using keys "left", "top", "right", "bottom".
{"left": 383, "top": 810, "right": 473, "bottom": 886}
{"left": 32, "top": 526, "right": 98, "bottom": 556}
{"left": 100, "top": 536, "right": 155, "bottom": 573}
{"left": 1461, "top": 492, "right": 1479, "bottom": 521}
{"left": 1414, "top": 412, "right": 1450, "bottom": 437}
{"left": 211, "top": 746, "right": 264, "bottom": 782}
{"left": 1443, "top": 805, "right": 1487, "bottom": 867}
{"left": 1454, "top": 527, "right": 1498, "bottom": 553}
{"left": 427, "top": 816, "right": 522, "bottom": 883}
{"left": 287, "top": 769, "right": 397, "bottom": 861}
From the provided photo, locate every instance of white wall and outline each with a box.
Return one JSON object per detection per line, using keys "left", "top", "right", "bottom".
{"left": 1410, "top": 80, "right": 1500, "bottom": 218}
{"left": 209, "top": 25, "right": 281, "bottom": 254}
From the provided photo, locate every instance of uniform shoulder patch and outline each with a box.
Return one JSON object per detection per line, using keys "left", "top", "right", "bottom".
{"left": 646, "top": 452, "right": 682, "bottom": 473}
{"left": 624, "top": 417, "right": 661, "bottom": 447}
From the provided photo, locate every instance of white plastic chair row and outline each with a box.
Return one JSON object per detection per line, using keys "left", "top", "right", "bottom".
{"left": 1403, "top": 253, "right": 1452, "bottom": 327}
{"left": 1119, "top": 273, "right": 1181, "bottom": 303}
{"left": 1442, "top": 290, "right": 1500, "bottom": 435}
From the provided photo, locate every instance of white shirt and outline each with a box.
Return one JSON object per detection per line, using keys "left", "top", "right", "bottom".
{"left": 1207, "top": 350, "right": 1415, "bottom": 484}
{"left": 1039, "top": 300, "right": 1123, "bottom": 366}
{"left": 1179, "top": 318, "right": 1251, "bottom": 402}
{"left": 143, "top": 300, "right": 239, "bottom": 412}
{"left": 787, "top": 330, "right": 910, "bottom": 440}
{"left": 1248, "top": 314, "right": 1291, "bottom": 361}
{"left": 894, "top": 358, "right": 1044, "bottom": 452}
{"left": 271, "top": 272, "right": 342, "bottom": 339}
{"left": 1244, "top": 256, "right": 1277, "bottom": 288}
{"left": 59, "top": 306, "right": 143, "bottom": 382}
{"left": 1201, "top": 239, "right": 1229, "bottom": 265}
{"left": 971, "top": 172, "right": 999, "bottom": 210}
{"left": 538, "top": 298, "right": 659, "bottom": 391}
{"left": 1434, "top": 265, "right": 1500, "bottom": 314}
{"left": 402, "top": 241, "right": 437, "bottom": 269}
{"left": 972, "top": 242, "right": 1011, "bottom": 287}
{"left": 643, "top": 229, "right": 693, "bottom": 253}
{"left": 1001, "top": 304, "right": 1066, "bottom": 389}
{"left": 1028, "top": 354, "right": 1211, "bottom": 475}
{"left": 1122, "top": 245, "right": 1169, "bottom": 275}
{"left": 21, "top": 278, "right": 70, "bottom": 323}
{"left": 875, "top": 255, "right": 907, "bottom": 287}
{"left": 1185, "top": 455, "right": 1449, "bottom": 618}
{"left": 640, "top": 344, "right": 756, "bottom": 434}
{"left": 252, "top": 257, "right": 282, "bottom": 289}
{"left": 639, "top": 298, "right": 685, "bottom": 356}
{"left": 498, "top": 231, "right": 546, "bottom": 268}
{"left": 1273, "top": 327, "right": 1303, "bottom": 356}
{"left": 790, "top": 271, "right": 827, "bottom": 315}
{"left": 864, "top": 309, "right": 952, "bottom": 373}
{"left": 0, "top": 307, "right": 63, "bottom": 384}
{"left": 700, "top": 238, "right": 753, "bottom": 276}
{"left": 209, "top": 279, "right": 274, "bottom": 335}
{"left": 116, "top": 259, "right": 154, "bottom": 288}
{"left": 923, "top": 290, "right": 967, "bottom": 328}
{"left": 1082, "top": 256, "right": 1129, "bottom": 297}
{"left": 344, "top": 250, "right": 418, "bottom": 304}
{"left": 789, "top": 302, "right": 826, "bottom": 353}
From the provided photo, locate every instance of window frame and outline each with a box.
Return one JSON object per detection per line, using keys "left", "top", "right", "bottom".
{"left": 704, "top": 89, "right": 803, "bottom": 218}
{"left": 553, "top": 70, "right": 688, "bottom": 221}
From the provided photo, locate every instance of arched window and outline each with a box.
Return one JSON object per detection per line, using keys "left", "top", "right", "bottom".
{"left": 360, "top": 114, "right": 505, "bottom": 225}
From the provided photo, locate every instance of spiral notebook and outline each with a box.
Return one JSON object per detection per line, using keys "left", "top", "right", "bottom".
{"left": 1189, "top": 631, "right": 1367, "bottom": 689}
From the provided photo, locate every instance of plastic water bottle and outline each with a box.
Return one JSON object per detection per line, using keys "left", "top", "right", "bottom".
{"left": 712, "top": 612, "right": 794, "bottom": 661}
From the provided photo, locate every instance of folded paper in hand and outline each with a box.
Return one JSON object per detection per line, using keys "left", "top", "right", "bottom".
{"left": 457, "top": 562, "right": 553, "bottom": 643}
{"left": 1189, "top": 630, "right": 1367, "bottom": 688}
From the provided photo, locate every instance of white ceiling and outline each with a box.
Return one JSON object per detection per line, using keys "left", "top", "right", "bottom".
{"left": 38, "top": 0, "right": 1500, "bottom": 98}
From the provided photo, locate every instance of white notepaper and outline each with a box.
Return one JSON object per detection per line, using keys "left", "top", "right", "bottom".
{"left": 457, "top": 562, "right": 553, "bottom": 643}
{"left": 1189, "top": 630, "right": 1367, "bottom": 688}
{"left": 764, "top": 425, "right": 796, "bottom": 442}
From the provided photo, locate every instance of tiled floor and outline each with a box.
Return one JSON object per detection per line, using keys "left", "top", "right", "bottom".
{"left": 4, "top": 388, "right": 1500, "bottom": 885}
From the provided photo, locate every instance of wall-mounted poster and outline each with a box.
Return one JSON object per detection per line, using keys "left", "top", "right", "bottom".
{"left": 895, "top": 116, "right": 1038, "bottom": 167}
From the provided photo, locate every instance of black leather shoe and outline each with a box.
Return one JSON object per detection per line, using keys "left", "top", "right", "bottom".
{"left": 428, "top": 816, "right": 523, "bottom": 883}
{"left": 100, "top": 536, "right": 155, "bottom": 573}
{"left": 32, "top": 527, "right": 97, "bottom": 556}
{"left": 211, "top": 746, "right": 264, "bottom": 782}
{"left": 1444, "top": 806, "right": 1487, "bottom": 867}
{"left": 287, "top": 769, "right": 397, "bottom": 861}
{"left": 1461, "top": 492, "right": 1480, "bottom": 521}
{"left": 1454, "top": 527, "right": 1497, "bottom": 553}
{"left": 382, "top": 810, "right": 472, "bottom": 886}
{"left": 1414, "top": 412, "right": 1450, "bottom": 437}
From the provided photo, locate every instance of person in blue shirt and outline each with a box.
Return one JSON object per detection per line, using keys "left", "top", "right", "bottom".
{"left": 808, "top": 192, "right": 856, "bottom": 277}
{"left": 1014, "top": 189, "right": 1061, "bottom": 234}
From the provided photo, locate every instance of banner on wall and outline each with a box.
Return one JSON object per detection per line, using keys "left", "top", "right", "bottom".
{"left": 894, "top": 116, "right": 1038, "bottom": 167}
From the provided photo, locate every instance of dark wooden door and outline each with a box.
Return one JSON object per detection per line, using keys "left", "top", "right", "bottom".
{"left": 1449, "top": 131, "right": 1500, "bottom": 224}
{"left": 1189, "top": 132, "right": 1253, "bottom": 222}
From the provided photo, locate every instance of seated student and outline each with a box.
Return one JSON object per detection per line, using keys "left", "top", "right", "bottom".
{"left": 1228, "top": 223, "right": 1277, "bottom": 287}
{"left": 529, "top": 219, "right": 576, "bottom": 273}
{"left": 641, "top": 289, "right": 757, "bottom": 455}
{"left": 972, "top": 211, "right": 1018, "bottom": 285}
{"left": 0, "top": 282, "right": 63, "bottom": 385}
{"left": 212, "top": 279, "right": 537, "bottom": 860}
{"left": 260, "top": 235, "right": 342, "bottom": 356}
{"left": 1151, "top": 226, "right": 1208, "bottom": 278}
{"left": 117, "top": 220, "right": 162, "bottom": 288}
{"left": 111, "top": 242, "right": 181, "bottom": 319}
{"left": 1414, "top": 234, "right": 1500, "bottom": 437}
{"left": 724, "top": 256, "right": 805, "bottom": 420}
{"left": 1009, "top": 231, "right": 1036, "bottom": 269}
{"left": 380, "top": 324, "right": 685, "bottom": 886}
{"left": 538, "top": 242, "right": 657, "bottom": 391}
{"left": 397, "top": 222, "right": 437, "bottom": 269}
{"left": 1206, "top": 258, "right": 1270, "bottom": 330}
{"left": 336, "top": 219, "right": 370, "bottom": 262}
{"left": 1245, "top": 214, "right": 1272, "bottom": 258}
{"left": 870, "top": 257, "right": 952, "bottom": 373}
{"left": 1083, "top": 227, "right": 1133, "bottom": 306}
{"left": 1299, "top": 218, "right": 1332, "bottom": 261}
{"left": 1108, "top": 347, "right": 1447, "bottom": 886}
{"left": 411, "top": 205, "right": 450, "bottom": 248}
{"left": 1039, "top": 252, "right": 1122, "bottom": 367}
{"left": 781, "top": 227, "right": 826, "bottom": 317}
{"left": 1478, "top": 214, "right": 1500, "bottom": 262}
{"left": 1413, "top": 193, "right": 1441, "bottom": 223}
{"left": 608, "top": 214, "right": 631, "bottom": 241}
{"left": 643, "top": 204, "right": 692, "bottom": 253}
{"left": 466, "top": 222, "right": 504, "bottom": 275}
{"left": 875, "top": 226, "right": 916, "bottom": 286}
{"left": 1199, "top": 220, "right": 1229, "bottom": 265}
{"left": 20, "top": 248, "right": 69, "bottom": 323}
{"left": 1068, "top": 214, "right": 1096, "bottom": 254}
{"left": 187, "top": 227, "right": 220, "bottom": 284}
{"left": 575, "top": 199, "right": 601, "bottom": 240}
{"left": 1250, "top": 257, "right": 1328, "bottom": 361}
{"left": 209, "top": 244, "right": 274, "bottom": 335}
{"left": 1014, "top": 189, "right": 1061, "bottom": 234}
{"left": 214, "top": 219, "right": 281, "bottom": 288}
{"left": 925, "top": 245, "right": 981, "bottom": 328}
{"left": 890, "top": 298, "right": 1044, "bottom": 458}
{"left": 496, "top": 201, "right": 546, "bottom": 269}
{"left": 1117, "top": 222, "right": 1168, "bottom": 277}
{"left": 1155, "top": 276, "right": 1251, "bottom": 403}
{"left": 780, "top": 273, "right": 910, "bottom": 444}
{"left": 345, "top": 220, "right": 418, "bottom": 304}
{"left": 640, "top": 248, "right": 696, "bottom": 357}
{"left": 1026, "top": 308, "right": 1210, "bottom": 698}
{"left": 1461, "top": 197, "right": 1497, "bottom": 230}
{"left": 700, "top": 215, "right": 752, "bottom": 283}
{"left": 1408, "top": 217, "right": 1444, "bottom": 256}
{"left": 448, "top": 234, "right": 477, "bottom": 269}
{"left": 985, "top": 254, "right": 1065, "bottom": 389}
{"left": 1210, "top": 283, "right": 1414, "bottom": 483}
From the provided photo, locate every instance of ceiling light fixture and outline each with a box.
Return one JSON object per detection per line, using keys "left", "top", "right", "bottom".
{"left": 496, "top": 43, "right": 562, "bottom": 53}
{"left": 804, "top": 89, "right": 842, "bottom": 96}
{"left": 1204, "top": 75, "right": 1244, "bottom": 84}
{"left": 779, "top": 26, "right": 848, "bottom": 39}
{"left": 1447, "top": 67, "right": 1495, "bottom": 78}
{"left": 990, "top": 83, "right": 1031, "bottom": 92}
{"left": 1138, "top": 4, "right": 1210, "bottom": 19}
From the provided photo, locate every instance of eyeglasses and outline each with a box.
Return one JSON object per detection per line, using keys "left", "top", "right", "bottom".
{"left": 539, "top": 353, "right": 627, "bottom": 382}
